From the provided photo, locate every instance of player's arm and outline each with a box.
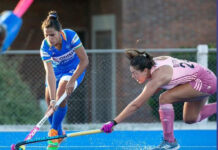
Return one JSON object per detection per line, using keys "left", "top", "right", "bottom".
{"left": 69, "top": 46, "right": 89, "bottom": 82}
{"left": 43, "top": 61, "right": 56, "bottom": 101}
{"left": 114, "top": 65, "right": 173, "bottom": 124}
{"left": 65, "top": 46, "right": 89, "bottom": 95}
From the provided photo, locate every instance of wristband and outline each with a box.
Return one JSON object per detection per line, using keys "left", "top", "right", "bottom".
{"left": 111, "top": 120, "right": 118, "bottom": 126}
{"left": 50, "top": 100, "right": 56, "bottom": 105}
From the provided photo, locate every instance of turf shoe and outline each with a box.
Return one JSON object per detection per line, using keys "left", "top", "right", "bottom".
{"left": 47, "top": 129, "right": 59, "bottom": 150}
{"left": 152, "top": 139, "right": 180, "bottom": 150}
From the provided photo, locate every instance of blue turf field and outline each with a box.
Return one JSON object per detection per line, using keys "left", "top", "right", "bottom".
{"left": 0, "top": 130, "right": 216, "bottom": 150}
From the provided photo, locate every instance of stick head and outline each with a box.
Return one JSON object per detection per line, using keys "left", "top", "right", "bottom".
{"left": 11, "top": 144, "right": 25, "bottom": 150}
{"left": 0, "top": 11, "right": 22, "bottom": 53}
{"left": 10, "top": 144, "right": 15, "bottom": 150}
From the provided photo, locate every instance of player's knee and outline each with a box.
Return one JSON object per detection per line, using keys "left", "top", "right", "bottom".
{"left": 59, "top": 100, "right": 67, "bottom": 107}
{"left": 183, "top": 116, "right": 198, "bottom": 124}
{"left": 159, "top": 93, "right": 171, "bottom": 104}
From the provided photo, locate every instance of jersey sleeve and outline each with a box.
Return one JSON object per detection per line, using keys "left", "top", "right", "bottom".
{"left": 65, "top": 29, "right": 83, "bottom": 50}
{"left": 40, "top": 40, "right": 52, "bottom": 62}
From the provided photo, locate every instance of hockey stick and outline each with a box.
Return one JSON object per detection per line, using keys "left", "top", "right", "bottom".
{"left": 0, "top": 0, "right": 33, "bottom": 53}
{"left": 11, "top": 92, "right": 67, "bottom": 150}
{"left": 14, "top": 129, "right": 102, "bottom": 150}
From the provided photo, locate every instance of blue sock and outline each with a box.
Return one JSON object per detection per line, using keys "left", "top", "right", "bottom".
{"left": 48, "top": 115, "right": 53, "bottom": 125}
{"left": 48, "top": 114, "right": 63, "bottom": 135}
{"left": 51, "top": 105, "right": 67, "bottom": 135}
{"left": 58, "top": 124, "right": 63, "bottom": 135}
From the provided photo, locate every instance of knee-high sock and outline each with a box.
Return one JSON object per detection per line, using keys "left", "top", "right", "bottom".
{"left": 197, "top": 102, "right": 217, "bottom": 122}
{"left": 159, "top": 104, "right": 175, "bottom": 143}
{"left": 51, "top": 105, "right": 67, "bottom": 135}
{"left": 48, "top": 114, "right": 63, "bottom": 135}
{"left": 48, "top": 115, "right": 53, "bottom": 125}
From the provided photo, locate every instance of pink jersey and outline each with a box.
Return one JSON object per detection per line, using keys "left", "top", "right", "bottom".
{"left": 150, "top": 56, "right": 211, "bottom": 91}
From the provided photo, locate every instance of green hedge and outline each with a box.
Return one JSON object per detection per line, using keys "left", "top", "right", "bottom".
{"left": 0, "top": 57, "right": 42, "bottom": 124}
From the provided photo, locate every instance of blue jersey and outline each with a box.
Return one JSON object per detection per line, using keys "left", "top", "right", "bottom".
{"left": 40, "top": 29, "right": 83, "bottom": 75}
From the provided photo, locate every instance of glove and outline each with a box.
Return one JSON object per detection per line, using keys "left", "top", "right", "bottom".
{"left": 101, "top": 120, "right": 117, "bottom": 133}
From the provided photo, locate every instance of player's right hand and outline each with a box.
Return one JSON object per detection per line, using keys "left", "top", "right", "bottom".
{"left": 101, "top": 121, "right": 115, "bottom": 133}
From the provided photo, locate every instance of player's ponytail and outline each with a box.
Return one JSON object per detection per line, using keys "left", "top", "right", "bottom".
{"left": 41, "top": 10, "right": 62, "bottom": 32}
{"left": 48, "top": 11, "right": 57, "bottom": 19}
{"left": 125, "top": 49, "right": 155, "bottom": 71}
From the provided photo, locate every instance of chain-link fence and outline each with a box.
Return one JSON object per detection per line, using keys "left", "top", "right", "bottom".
{"left": 0, "top": 47, "right": 216, "bottom": 125}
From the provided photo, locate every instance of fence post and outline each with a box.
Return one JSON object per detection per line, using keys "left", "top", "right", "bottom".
{"left": 197, "top": 44, "right": 208, "bottom": 123}
{"left": 91, "top": 54, "right": 97, "bottom": 122}
{"left": 197, "top": 44, "right": 208, "bottom": 68}
{"left": 111, "top": 53, "right": 117, "bottom": 119}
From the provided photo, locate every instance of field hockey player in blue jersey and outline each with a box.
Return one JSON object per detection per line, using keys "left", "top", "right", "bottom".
{"left": 40, "top": 10, "right": 89, "bottom": 150}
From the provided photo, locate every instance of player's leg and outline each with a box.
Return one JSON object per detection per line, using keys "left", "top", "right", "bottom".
{"left": 45, "top": 79, "right": 65, "bottom": 135}
{"left": 153, "top": 102, "right": 179, "bottom": 150}
{"left": 50, "top": 80, "right": 68, "bottom": 135}
{"left": 154, "top": 79, "right": 216, "bottom": 150}
{"left": 161, "top": 68, "right": 216, "bottom": 123}
{"left": 159, "top": 83, "right": 208, "bottom": 105}
{"left": 183, "top": 67, "right": 217, "bottom": 123}
{"left": 197, "top": 102, "right": 216, "bottom": 122}
{"left": 45, "top": 87, "right": 54, "bottom": 127}
{"left": 45, "top": 86, "right": 60, "bottom": 150}
{"left": 183, "top": 97, "right": 216, "bottom": 124}
{"left": 47, "top": 80, "right": 67, "bottom": 150}
{"left": 48, "top": 71, "right": 85, "bottom": 147}
{"left": 53, "top": 72, "right": 85, "bottom": 131}
{"left": 153, "top": 83, "right": 208, "bottom": 150}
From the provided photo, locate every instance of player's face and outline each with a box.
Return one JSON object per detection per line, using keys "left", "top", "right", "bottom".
{"left": 43, "top": 27, "right": 60, "bottom": 46}
{"left": 130, "top": 66, "right": 150, "bottom": 84}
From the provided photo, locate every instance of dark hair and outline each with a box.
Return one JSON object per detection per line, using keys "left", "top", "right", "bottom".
{"left": 41, "top": 11, "right": 62, "bottom": 31}
{"left": 125, "top": 49, "right": 155, "bottom": 71}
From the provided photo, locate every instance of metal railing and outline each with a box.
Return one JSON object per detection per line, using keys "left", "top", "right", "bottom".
{"left": 0, "top": 45, "right": 216, "bottom": 125}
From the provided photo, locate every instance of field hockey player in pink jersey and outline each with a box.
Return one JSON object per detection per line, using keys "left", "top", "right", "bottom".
{"left": 101, "top": 49, "right": 216, "bottom": 150}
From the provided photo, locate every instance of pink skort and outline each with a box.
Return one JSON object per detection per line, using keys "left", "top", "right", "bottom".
{"left": 189, "top": 67, "right": 217, "bottom": 95}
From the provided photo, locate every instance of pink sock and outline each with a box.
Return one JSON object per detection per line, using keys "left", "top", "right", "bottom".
{"left": 159, "top": 104, "right": 175, "bottom": 143}
{"left": 196, "top": 102, "right": 217, "bottom": 122}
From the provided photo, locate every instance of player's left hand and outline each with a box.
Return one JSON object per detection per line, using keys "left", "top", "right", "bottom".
{"left": 46, "top": 99, "right": 57, "bottom": 113}
{"left": 66, "top": 81, "right": 75, "bottom": 95}
{"left": 50, "top": 99, "right": 57, "bottom": 110}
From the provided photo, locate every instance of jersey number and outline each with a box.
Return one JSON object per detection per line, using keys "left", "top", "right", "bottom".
{"left": 179, "top": 63, "right": 194, "bottom": 68}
